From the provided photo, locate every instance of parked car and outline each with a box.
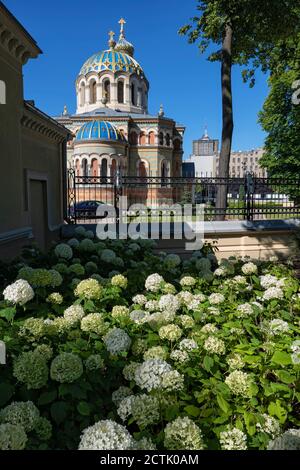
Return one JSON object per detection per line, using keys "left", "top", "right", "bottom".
{"left": 70, "top": 200, "right": 109, "bottom": 219}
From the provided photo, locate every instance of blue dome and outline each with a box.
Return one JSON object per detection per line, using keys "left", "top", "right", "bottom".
{"left": 79, "top": 49, "right": 144, "bottom": 77}
{"left": 75, "top": 121, "right": 126, "bottom": 142}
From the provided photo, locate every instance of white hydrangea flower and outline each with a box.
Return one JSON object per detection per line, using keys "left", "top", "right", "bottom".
{"left": 267, "top": 429, "right": 300, "bottom": 450}
{"left": 262, "top": 287, "right": 284, "bottom": 301}
{"left": 111, "top": 305, "right": 129, "bottom": 320}
{"left": 227, "top": 353, "right": 244, "bottom": 370}
{"left": 81, "top": 313, "right": 107, "bottom": 335}
{"left": 0, "top": 423, "right": 27, "bottom": 450}
{"left": 145, "top": 300, "right": 160, "bottom": 312}
{"left": 111, "top": 386, "right": 133, "bottom": 407}
{"left": 201, "top": 323, "right": 218, "bottom": 334}
{"left": 179, "top": 338, "right": 198, "bottom": 351}
{"left": 291, "top": 340, "right": 300, "bottom": 365}
{"left": 103, "top": 328, "right": 131, "bottom": 355}
{"left": 63, "top": 304, "right": 85, "bottom": 326}
{"left": 122, "top": 362, "right": 140, "bottom": 381}
{"left": 180, "top": 276, "right": 196, "bottom": 287}
{"left": 111, "top": 274, "right": 127, "bottom": 289}
{"left": 117, "top": 394, "right": 160, "bottom": 429}
{"left": 207, "top": 306, "right": 220, "bottom": 316}
{"left": 214, "top": 267, "right": 227, "bottom": 277}
{"left": 176, "top": 291, "right": 194, "bottom": 306}
{"left": 204, "top": 336, "right": 225, "bottom": 355}
{"left": 78, "top": 420, "right": 134, "bottom": 450}
{"left": 132, "top": 294, "right": 147, "bottom": 305}
{"left": 241, "top": 262, "right": 257, "bottom": 275}
{"left": 161, "top": 370, "right": 184, "bottom": 391}
{"left": 145, "top": 273, "right": 164, "bottom": 292}
{"left": 236, "top": 303, "right": 254, "bottom": 318}
{"left": 232, "top": 275, "right": 247, "bottom": 285}
{"left": 219, "top": 427, "right": 247, "bottom": 450}
{"left": 143, "top": 346, "right": 167, "bottom": 361}
{"left": 54, "top": 243, "right": 73, "bottom": 260}
{"left": 134, "top": 359, "right": 172, "bottom": 392}
{"left": 159, "top": 324, "right": 182, "bottom": 342}
{"left": 3, "top": 279, "right": 34, "bottom": 306}
{"left": 164, "top": 417, "right": 204, "bottom": 450}
{"left": 0, "top": 401, "right": 39, "bottom": 432}
{"left": 179, "top": 315, "right": 195, "bottom": 329}
{"left": 225, "top": 370, "right": 251, "bottom": 397}
{"left": 170, "top": 349, "right": 189, "bottom": 363}
{"left": 260, "top": 274, "right": 285, "bottom": 289}
{"left": 257, "top": 414, "right": 281, "bottom": 439}
{"left": 100, "top": 249, "right": 116, "bottom": 263}
{"left": 147, "top": 311, "right": 175, "bottom": 327}
{"left": 158, "top": 294, "right": 180, "bottom": 313}
{"left": 267, "top": 319, "right": 289, "bottom": 336}
{"left": 208, "top": 293, "right": 225, "bottom": 305}
{"left": 74, "top": 278, "right": 102, "bottom": 300}
{"left": 129, "top": 310, "right": 148, "bottom": 325}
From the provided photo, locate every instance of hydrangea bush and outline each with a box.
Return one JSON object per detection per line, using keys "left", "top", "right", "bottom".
{"left": 0, "top": 229, "right": 299, "bottom": 450}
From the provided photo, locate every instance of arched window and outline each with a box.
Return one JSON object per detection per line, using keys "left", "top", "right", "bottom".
{"left": 111, "top": 159, "right": 117, "bottom": 177}
{"left": 149, "top": 132, "right": 155, "bottom": 145}
{"left": 82, "top": 158, "right": 88, "bottom": 177}
{"left": 139, "top": 132, "right": 146, "bottom": 145}
{"left": 75, "top": 159, "right": 80, "bottom": 177}
{"left": 0, "top": 80, "right": 6, "bottom": 104}
{"left": 91, "top": 158, "right": 98, "bottom": 177}
{"left": 90, "top": 80, "right": 97, "bottom": 104}
{"left": 101, "top": 158, "right": 108, "bottom": 177}
{"left": 80, "top": 82, "right": 85, "bottom": 106}
{"left": 103, "top": 79, "right": 111, "bottom": 102}
{"left": 131, "top": 83, "right": 136, "bottom": 106}
{"left": 166, "top": 134, "right": 171, "bottom": 147}
{"left": 159, "top": 132, "right": 164, "bottom": 146}
{"left": 138, "top": 161, "right": 148, "bottom": 178}
{"left": 161, "top": 161, "right": 168, "bottom": 178}
{"left": 130, "top": 131, "right": 138, "bottom": 145}
{"left": 118, "top": 80, "right": 124, "bottom": 103}
{"left": 174, "top": 139, "right": 181, "bottom": 151}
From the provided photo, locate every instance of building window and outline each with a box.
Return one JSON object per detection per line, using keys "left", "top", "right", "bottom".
{"left": 82, "top": 159, "right": 88, "bottom": 177}
{"left": 149, "top": 132, "right": 155, "bottom": 145}
{"left": 101, "top": 159, "right": 108, "bottom": 177}
{"left": 131, "top": 83, "right": 136, "bottom": 106}
{"left": 111, "top": 159, "right": 117, "bottom": 177}
{"left": 0, "top": 80, "right": 6, "bottom": 104}
{"left": 90, "top": 80, "right": 97, "bottom": 104}
{"left": 159, "top": 132, "right": 164, "bottom": 146}
{"left": 80, "top": 82, "right": 85, "bottom": 106}
{"left": 118, "top": 80, "right": 124, "bottom": 103}
{"left": 138, "top": 161, "right": 148, "bottom": 177}
{"left": 103, "top": 79, "right": 111, "bottom": 102}
{"left": 139, "top": 132, "right": 146, "bottom": 145}
{"left": 166, "top": 134, "right": 171, "bottom": 147}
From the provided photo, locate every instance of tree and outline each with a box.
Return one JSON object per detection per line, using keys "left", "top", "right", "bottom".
{"left": 259, "top": 32, "right": 300, "bottom": 182}
{"left": 179, "top": 0, "right": 298, "bottom": 219}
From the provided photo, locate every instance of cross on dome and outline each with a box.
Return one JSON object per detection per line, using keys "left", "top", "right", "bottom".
{"left": 119, "top": 18, "right": 126, "bottom": 36}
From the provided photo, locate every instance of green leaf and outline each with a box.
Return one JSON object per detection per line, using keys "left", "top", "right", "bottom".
{"left": 77, "top": 401, "right": 91, "bottom": 416}
{"left": 268, "top": 400, "right": 287, "bottom": 424}
{"left": 38, "top": 390, "right": 57, "bottom": 406}
{"left": 271, "top": 351, "right": 292, "bottom": 366}
{"left": 203, "top": 355, "right": 214, "bottom": 372}
{"left": 0, "top": 382, "right": 14, "bottom": 407}
{"left": 184, "top": 405, "right": 200, "bottom": 417}
{"left": 216, "top": 394, "right": 230, "bottom": 414}
{"left": 164, "top": 405, "right": 179, "bottom": 421}
{"left": 244, "top": 412, "right": 257, "bottom": 436}
{"left": 276, "top": 370, "right": 295, "bottom": 384}
{"left": 50, "top": 401, "right": 68, "bottom": 425}
{"left": 0, "top": 307, "right": 16, "bottom": 322}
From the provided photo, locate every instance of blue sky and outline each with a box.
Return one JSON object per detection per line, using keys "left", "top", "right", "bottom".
{"left": 5, "top": 0, "right": 269, "bottom": 158}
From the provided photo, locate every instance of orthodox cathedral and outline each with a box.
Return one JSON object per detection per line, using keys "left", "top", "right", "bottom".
{"left": 55, "top": 19, "right": 184, "bottom": 179}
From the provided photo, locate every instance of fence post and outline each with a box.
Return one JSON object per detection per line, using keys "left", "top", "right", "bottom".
{"left": 67, "top": 168, "right": 76, "bottom": 224}
{"left": 114, "top": 169, "right": 123, "bottom": 233}
{"left": 245, "top": 172, "right": 255, "bottom": 221}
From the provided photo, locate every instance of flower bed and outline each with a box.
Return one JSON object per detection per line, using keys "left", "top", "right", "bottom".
{"left": 0, "top": 228, "right": 299, "bottom": 450}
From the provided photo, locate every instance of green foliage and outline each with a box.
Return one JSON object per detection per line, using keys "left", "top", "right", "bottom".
{"left": 0, "top": 232, "right": 299, "bottom": 450}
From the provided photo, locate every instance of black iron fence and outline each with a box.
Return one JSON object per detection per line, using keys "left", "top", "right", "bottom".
{"left": 67, "top": 169, "right": 300, "bottom": 224}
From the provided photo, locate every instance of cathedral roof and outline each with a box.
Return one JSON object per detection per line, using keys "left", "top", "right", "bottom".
{"left": 78, "top": 49, "right": 143, "bottom": 77}
{"left": 75, "top": 120, "right": 126, "bottom": 142}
